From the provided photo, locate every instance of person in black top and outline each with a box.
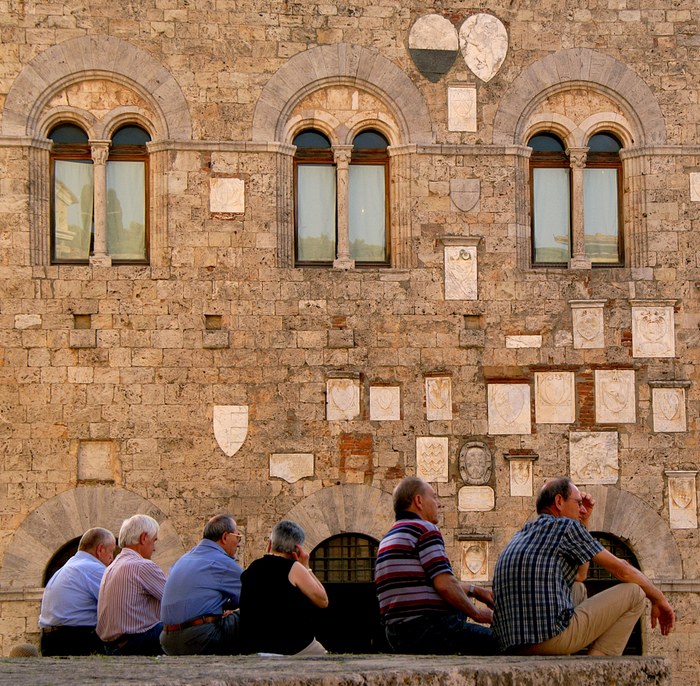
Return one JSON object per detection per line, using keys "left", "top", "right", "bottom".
{"left": 239, "top": 520, "right": 329, "bottom": 655}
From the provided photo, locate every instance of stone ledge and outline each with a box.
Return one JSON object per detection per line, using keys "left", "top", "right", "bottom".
{"left": 0, "top": 654, "right": 670, "bottom": 685}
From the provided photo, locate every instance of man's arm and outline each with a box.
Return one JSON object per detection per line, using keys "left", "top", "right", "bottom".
{"left": 592, "top": 549, "right": 675, "bottom": 635}
{"left": 575, "top": 491, "right": 595, "bottom": 582}
{"left": 433, "top": 572, "right": 493, "bottom": 624}
{"left": 289, "top": 546, "right": 329, "bottom": 609}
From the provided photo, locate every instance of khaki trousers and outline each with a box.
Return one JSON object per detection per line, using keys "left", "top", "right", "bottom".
{"left": 521, "top": 582, "right": 645, "bottom": 656}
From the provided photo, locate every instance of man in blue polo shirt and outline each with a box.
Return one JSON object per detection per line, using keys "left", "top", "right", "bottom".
{"left": 39, "top": 527, "right": 116, "bottom": 656}
{"left": 493, "top": 477, "right": 675, "bottom": 655}
{"left": 375, "top": 477, "right": 497, "bottom": 655}
{"left": 160, "top": 514, "right": 243, "bottom": 655}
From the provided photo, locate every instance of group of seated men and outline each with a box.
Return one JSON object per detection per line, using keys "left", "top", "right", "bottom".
{"left": 39, "top": 514, "right": 328, "bottom": 656}
{"left": 40, "top": 475, "right": 676, "bottom": 658}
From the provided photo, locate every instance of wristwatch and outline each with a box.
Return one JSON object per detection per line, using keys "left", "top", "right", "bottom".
{"left": 468, "top": 583, "right": 475, "bottom": 596}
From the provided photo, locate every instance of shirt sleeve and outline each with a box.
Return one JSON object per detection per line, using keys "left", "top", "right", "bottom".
{"left": 139, "top": 560, "right": 167, "bottom": 600}
{"left": 561, "top": 519, "right": 605, "bottom": 565}
{"left": 416, "top": 526, "right": 453, "bottom": 581}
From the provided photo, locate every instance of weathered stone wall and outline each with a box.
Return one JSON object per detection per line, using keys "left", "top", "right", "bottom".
{"left": 0, "top": 1, "right": 698, "bottom": 683}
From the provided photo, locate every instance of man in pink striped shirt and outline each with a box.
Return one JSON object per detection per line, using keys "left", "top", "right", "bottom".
{"left": 97, "top": 514, "right": 167, "bottom": 655}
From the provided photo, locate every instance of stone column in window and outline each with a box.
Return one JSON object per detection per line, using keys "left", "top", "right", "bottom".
{"left": 567, "top": 147, "right": 590, "bottom": 270}
{"left": 89, "top": 141, "right": 112, "bottom": 267}
{"left": 333, "top": 145, "right": 354, "bottom": 270}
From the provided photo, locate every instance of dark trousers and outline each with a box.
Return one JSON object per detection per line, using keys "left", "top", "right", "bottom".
{"left": 40, "top": 625, "right": 104, "bottom": 656}
{"left": 103, "top": 623, "right": 163, "bottom": 656}
{"left": 385, "top": 612, "right": 499, "bottom": 655}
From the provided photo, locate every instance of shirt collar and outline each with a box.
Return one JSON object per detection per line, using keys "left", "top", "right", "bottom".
{"left": 395, "top": 510, "right": 423, "bottom": 521}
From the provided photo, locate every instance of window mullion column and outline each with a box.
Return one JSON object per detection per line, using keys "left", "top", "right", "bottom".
{"left": 567, "top": 146, "right": 590, "bottom": 269}
{"left": 333, "top": 145, "right": 354, "bottom": 270}
{"left": 89, "top": 140, "right": 112, "bottom": 267}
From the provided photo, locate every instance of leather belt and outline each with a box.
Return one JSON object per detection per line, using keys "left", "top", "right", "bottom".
{"left": 163, "top": 614, "right": 222, "bottom": 632}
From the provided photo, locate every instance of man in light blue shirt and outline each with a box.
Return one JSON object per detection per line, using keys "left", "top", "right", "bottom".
{"left": 39, "top": 527, "right": 116, "bottom": 656}
{"left": 160, "top": 514, "right": 243, "bottom": 655}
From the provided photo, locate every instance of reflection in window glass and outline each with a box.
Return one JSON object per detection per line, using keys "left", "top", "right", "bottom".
{"left": 532, "top": 167, "right": 570, "bottom": 263}
{"left": 584, "top": 168, "right": 619, "bottom": 263}
{"left": 296, "top": 164, "right": 336, "bottom": 262}
{"left": 349, "top": 165, "right": 385, "bottom": 262}
{"left": 53, "top": 160, "right": 94, "bottom": 261}
{"left": 107, "top": 161, "right": 147, "bottom": 261}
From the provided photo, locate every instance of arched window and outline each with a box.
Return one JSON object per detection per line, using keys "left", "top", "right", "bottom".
{"left": 43, "top": 536, "right": 81, "bottom": 586}
{"left": 50, "top": 124, "right": 93, "bottom": 262}
{"left": 529, "top": 133, "right": 571, "bottom": 265}
{"left": 528, "top": 130, "right": 623, "bottom": 268}
{"left": 293, "top": 128, "right": 390, "bottom": 267}
{"left": 349, "top": 130, "right": 389, "bottom": 265}
{"left": 586, "top": 532, "right": 642, "bottom": 655}
{"left": 107, "top": 125, "right": 150, "bottom": 262}
{"left": 583, "top": 133, "right": 623, "bottom": 265}
{"left": 294, "top": 129, "right": 336, "bottom": 264}
{"left": 50, "top": 122, "right": 150, "bottom": 265}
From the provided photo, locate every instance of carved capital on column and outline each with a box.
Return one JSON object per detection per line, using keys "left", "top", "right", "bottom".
{"left": 333, "top": 145, "right": 353, "bottom": 167}
{"left": 567, "top": 147, "right": 588, "bottom": 169}
{"left": 90, "top": 141, "right": 110, "bottom": 165}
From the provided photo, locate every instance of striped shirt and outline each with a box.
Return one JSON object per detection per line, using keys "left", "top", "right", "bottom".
{"left": 492, "top": 515, "right": 604, "bottom": 651}
{"left": 96, "top": 548, "right": 167, "bottom": 641}
{"left": 375, "top": 512, "right": 453, "bottom": 625}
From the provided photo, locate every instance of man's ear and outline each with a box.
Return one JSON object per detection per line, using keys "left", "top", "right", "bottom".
{"left": 553, "top": 494, "right": 565, "bottom": 511}
{"left": 266, "top": 540, "right": 272, "bottom": 553}
{"left": 139, "top": 531, "right": 149, "bottom": 544}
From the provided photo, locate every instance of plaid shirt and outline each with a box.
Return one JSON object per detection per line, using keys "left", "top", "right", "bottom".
{"left": 492, "top": 515, "right": 603, "bottom": 651}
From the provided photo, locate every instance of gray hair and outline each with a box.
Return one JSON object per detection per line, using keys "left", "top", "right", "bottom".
{"left": 392, "top": 477, "right": 428, "bottom": 516}
{"left": 118, "top": 514, "right": 160, "bottom": 547}
{"left": 536, "top": 477, "right": 574, "bottom": 514}
{"left": 203, "top": 514, "right": 236, "bottom": 542}
{"left": 78, "top": 527, "right": 115, "bottom": 552}
{"left": 270, "top": 520, "right": 305, "bottom": 554}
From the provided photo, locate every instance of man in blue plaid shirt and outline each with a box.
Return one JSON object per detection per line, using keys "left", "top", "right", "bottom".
{"left": 492, "top": 477, "right": 675, "bottom": 655}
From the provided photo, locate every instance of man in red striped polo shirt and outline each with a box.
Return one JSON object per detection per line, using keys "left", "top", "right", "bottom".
{"left": 375, "top": 477, "right": 497, "bottom": 654}
{"left": 97, "top": 514, "right": 167, "bottom": 655}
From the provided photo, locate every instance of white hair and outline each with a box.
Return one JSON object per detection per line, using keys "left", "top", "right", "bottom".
{"left": 118, "top": 514, "right": 159, "bottom": 547}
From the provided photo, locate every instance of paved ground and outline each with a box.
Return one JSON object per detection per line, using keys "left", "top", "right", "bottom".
{"left": 0, "top": 654, "right": 670, "bottom": 685}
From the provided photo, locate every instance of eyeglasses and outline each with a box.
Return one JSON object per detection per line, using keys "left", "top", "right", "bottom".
{"left": 227, "top": 531, "right": 243, "bottom": 540}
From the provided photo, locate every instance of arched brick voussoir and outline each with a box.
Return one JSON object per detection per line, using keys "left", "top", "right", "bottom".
{"left": 0, "top": 486, "right": 186, "bottom": 589}
{"left": 284, "top": 484, "right": 394, "bottom": 551}
{"left": 251, "top": 44, "right": 433, "bottom": 145}
{"left": 493, "top": 48, "right": 666, "bottom": 147}
{"left": 2, "top": 35, "right": 192, "bottom": 140}
{"left": 585, "top": 485, "right": 682, "bottom": 580}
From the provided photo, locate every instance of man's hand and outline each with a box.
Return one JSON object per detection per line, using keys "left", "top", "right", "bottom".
{"left": 471, "top": 606, "right": 493, "bottom": 625}
{"left": 651, "top": 599, "right": 675, "bottom": 636}
{"left": 294, "top": 544, "right": 311, "bottom": 568}
{"left": 579, "top": 491, "right": 595, "bottom": 527}
{"left": 471, "top": 586, "right": 494, "bottom": 610}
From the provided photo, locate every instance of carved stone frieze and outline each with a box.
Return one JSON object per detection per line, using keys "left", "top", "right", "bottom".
{"left": 426, "top": 376, "right": 452, "bottom": 421}
{"left": 369, "top": 386, "right": 401, "bottom": 421}
{"left": 416, "top": 436, "right": 449, "bottom": 483}
{"left": 569, "top": 431, "right": 618, "bottom": 485}
{"left": 595, "top": 370, "right": 636, "bottom": 424}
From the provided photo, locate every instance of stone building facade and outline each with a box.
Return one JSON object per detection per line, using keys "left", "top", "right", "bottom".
{"left": 0, "top": 0, "right": 698, "bottom": 680}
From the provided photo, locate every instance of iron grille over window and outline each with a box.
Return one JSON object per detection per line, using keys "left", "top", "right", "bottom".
{"left": 310, "top": 533, "right": 378, "bottom": 583}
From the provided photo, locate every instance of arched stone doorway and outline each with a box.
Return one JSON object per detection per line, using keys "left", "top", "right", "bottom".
{"left": 284, "top": 484, "right": 394, "bottom": 653}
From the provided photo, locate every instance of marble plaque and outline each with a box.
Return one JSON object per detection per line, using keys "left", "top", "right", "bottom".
{"left": 213, "top": 405, "right": 248, "bottom": 457}
{"left": 509, "top": 459, "right": 533, "bottom": 497}
{"left": 270, "top": 453, "right": 314, "bottom": 483}
{"left": 459, "top": 541, "right": 489, "bottom": 582}
{"left": 667, "top": 471, "right": 698, "bottom": 529}
{"left": 426, "top": 376, "right": 452, "bottom": 421}
{"left": 408, "top": 14, "right": 459, "bottom": 82}
{"left": 448, "top": 86, "right": 477, "bottom": 132}
{"left": 632, "top": 304, "right": 675, "bottom": 358}
{"left": 450, "top": 178, "right": 480, "bottom": 213}
{"left": 505, "top": 335, "right": 542, "bottom": 348}
{"left": 77, "top": 441, "right": 114, "bottom": 482}
{"left": 487, "top": 384, "right": 531, "bottom": 435}
{"left": 458, "top": 14, "right": 508, "bottom": 82}
{"left": 690, "top": 172, "right": 700, "bottom": 202}
{"left": 210, "top": 177, "right": 245, "bottom": 214}
{"left": 416, "top": 437, "right": 449, "bottom": 483}
{"left": 535, "top": 372, "right": 575, "bottom": 424}
{"left": 458, "top": 486, "right": 495, "bottom": 512}
{"left": 326, "top": 378, "right": 360, "bottom": 420}
{"left": 570, "top": 300, "right": 606, "bottom": 349}
{"left": 369, "top": 386, "right": 401, "bottom": 421}
{"left": 569, "top": 431, "right": 618, "bottom": 484}
{"left": 444, "top": 245, "right": 477, "bottom": 300}
{"left": 595, "top": 370, "right": 636, "bottom": 424}
{"left": 458, "top": 442, "right": 492, "bottom": 485}
{"left": 652, "top": 387, "right": 687, "bottom": 433}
